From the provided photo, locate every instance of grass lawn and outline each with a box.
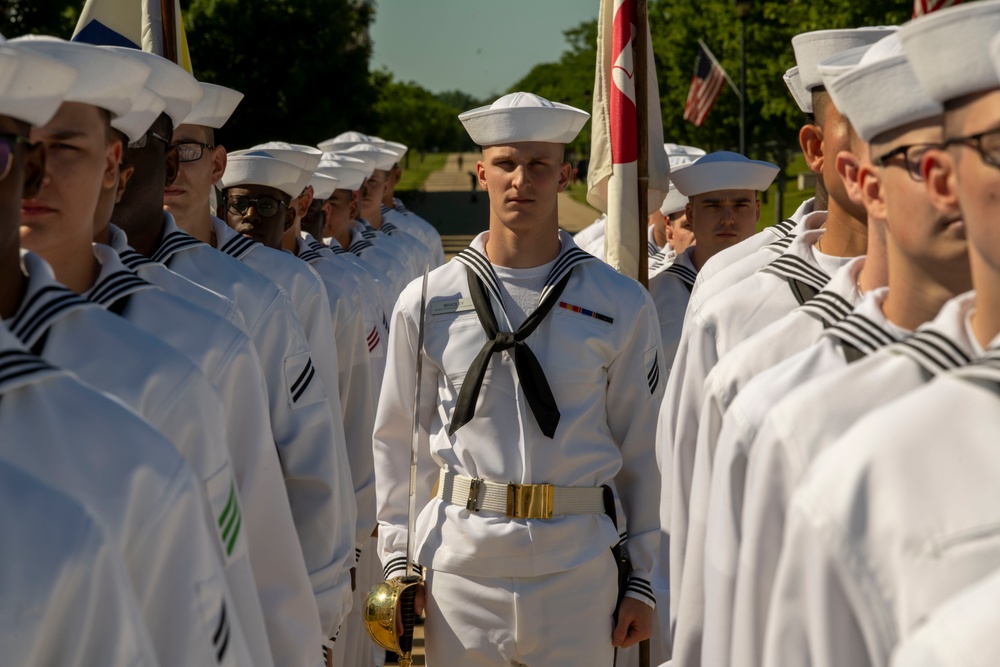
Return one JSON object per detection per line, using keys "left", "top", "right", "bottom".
{"left": 565, "top": 152, "right": 816, "bottom": 233}
{"left": 397, "top": 153, "right": 448, "bottom": 191}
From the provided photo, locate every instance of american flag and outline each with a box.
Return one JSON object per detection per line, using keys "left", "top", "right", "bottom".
{"left": 683, "top": 42, "right": 729, "bottom": 127}
{"left": 914, "top": 0, "right": 961, "bottom": 17}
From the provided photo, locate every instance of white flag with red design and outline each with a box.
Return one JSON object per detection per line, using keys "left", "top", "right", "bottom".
{"left": 913, "top": 0, "right": 961, "bottom": 17}
{"left": 587, "top": 0, "right": 670, "bottom": 278}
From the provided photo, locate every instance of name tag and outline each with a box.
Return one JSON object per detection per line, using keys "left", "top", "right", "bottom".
{"left": 431, "top": 297, "right": 475, "bottom": 316}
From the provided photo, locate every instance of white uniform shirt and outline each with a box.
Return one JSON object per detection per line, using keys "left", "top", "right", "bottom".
{"left": 762, "top": 348, "right": 1000, "bottom": 667}
{"left": 305, "top": 233, "right": 389, "bottom": 393}
{"left": 0, "top": 456, "right": 158, "bottom": 666}
{"left": 657, "top": 210, "right": 844, "bottom": 649}
{"left": 379, "top": 204, "right": 444, "bottom": 268}
{"left": 108, "top": 224, "right": 246, "bottom": 330}
{"left": 671, "top": 256, "right": 864, "bottom": 667}
{"left": 889, "top": 568, "right": 1000, "bottom": 667}
{"left": 390, "top": 197, "right": 445, "bottom": 269}
{"left": 209, "top": 218, "right": 359, "bottom": 631}
{"left": 731, "top": 292, "right": 977, "bottom": 667}
{"left": 646, "top": 225, "right": 676, "bottom": 275}
{"left": 90, "top": 242, "right": 325, "bottom": 667}
{"left": 322, "top": 234, "right": 395, "bottom": 335}
{"left": 573, "top": 214, "right": 606, "bottom": 248}
{"left": 346, "top": 223, "right": 410, "bottom": 304}
{"left": 0, "top": 321, "right": 253, "bottom": 667}
{"left": 358, "top": 217, "right": 421, "bottom": 282}
{"left": 375, "top": 231, "right": 664, "bottom": 608}
{"left": 85, "top": 243, "right": 275, "bottom": 663}
{"left": 143, "top": 213, "right": 340, "bottom": 655}
{"left": 296, "top": 235, "right": 378, "bottom": 556}
{"left": 10, "top": 252, "right": 247, "bottom": 572}
{"left": 647, "top": 244, "right": 698, "bottom": 368}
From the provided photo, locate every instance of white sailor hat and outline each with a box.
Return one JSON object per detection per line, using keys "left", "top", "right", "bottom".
{"left": 659, "top": 145, "right": 706, "bottom": 216}
{"left": 316, "top": 160, "right": 367, "bottom": 192}
{"left": 337, "top": 142, "right": 399, "bottom": 172}
{"left": 9, "top": 36, "right": 150, "bottom": 119}
{"left": 112, "top": 87, "right": 167, "bottom": 143}
{"left": 220, "top": 154, "right": 312, "bottom": 200}
{"left": 821, "top": 33, "right": 941, "bottom": 144}
{"left": 783, "top": 66, "right": 813, "bottom": 114}
{"left": 183, "top": 82, "right": 243, "bottom": 129}
{"left": 309, "top": 172, "right": 339, "bottom": 200}
{"left": 241, "top": 142, "right": 323, "bottom": 172}
{"left": 0, "top": 40, "right": 78, "bottom": 127}
{"left": 371, "top": 137, "right": 408, "bottom": 162}
{"left": 792, "top": 27, "right": 897, "bottom": 92}
{"left": 901, "top": 0, "right": 1000, "bottom": 105}
{"left": 102, "top": 47, "right": 203, "bottom": 128}
{"left": 459, "top": 92, "right": 589, "bottom": 146}
{"left": 669, "top": 151, "right": 779, "bottom": 197}
{"left": 317, "top": 131, "right": 372, "bottom": 153}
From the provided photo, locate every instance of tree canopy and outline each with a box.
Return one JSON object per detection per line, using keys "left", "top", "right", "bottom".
{"left": 4, "top": 0, "right": 918, "bottom": 158}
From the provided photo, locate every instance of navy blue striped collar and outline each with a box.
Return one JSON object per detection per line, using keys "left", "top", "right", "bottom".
{"left": 454, "top": 231, "right": 596, "bottom": 314}
{"left": 6, "top": 252, "right": 95, "bottom": 348}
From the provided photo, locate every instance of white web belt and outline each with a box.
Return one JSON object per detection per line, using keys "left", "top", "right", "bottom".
{"left": 436, "top": 469, "right": 606, "bottom": 519}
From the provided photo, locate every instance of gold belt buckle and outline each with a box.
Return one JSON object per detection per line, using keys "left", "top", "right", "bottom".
{"left": 506, "top": 483, "right": 554, "bottom": 519}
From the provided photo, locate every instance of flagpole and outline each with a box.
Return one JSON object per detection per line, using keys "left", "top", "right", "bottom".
{"left": 635, "top": 0, "right": 649, "bottom": 288}
{"left": 160, "top": 0, "right": 178, "bottom": 64}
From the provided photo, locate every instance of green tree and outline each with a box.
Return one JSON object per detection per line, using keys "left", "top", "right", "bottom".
{"left": 648, "top": 0, "right": 912, "bottom": 161}
{"left": 509, "top": 20, "right": 598, "bottom": 157}
{"left": 2, "top": 0, "right": 80, "bottom": 38}
{"left": 185, "top": 0, "right": 377, "bottom": 149}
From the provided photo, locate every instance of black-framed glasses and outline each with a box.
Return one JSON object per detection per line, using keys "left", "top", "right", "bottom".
{"left": 128, "top": 130, "right": 170, "bottom": 150}
{"left": 173, "top": 141, "right": 214, "bottom": 163}
{"left": 0, "top": 133, "right": 32, "bottom": 181}
{"left": 226, "top": 194, "right": 287, "bottom": 218}
{"left": 944, "top": 127, "right": 1000, "bottom": 169}
{"left": 871, "top": 143, "right": 939, "bottom": 182}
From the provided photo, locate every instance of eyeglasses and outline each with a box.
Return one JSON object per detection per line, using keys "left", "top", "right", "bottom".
{"left": 128, "top": 130, "right": 171, "bottom": 150}
{"left": 172, "top": 141, "right": 214, "bottom": 163}
{"left": 0, "top": 133, "right": 32, "bottom": 181}
{"left": 226, "top": 194, "right": 287, "bottom": 218}
{"left": 943, "top": 127, "right": 1000, "bottom": 170}
{"left": 871, "top": 143, "right": 939, "bottom": 181}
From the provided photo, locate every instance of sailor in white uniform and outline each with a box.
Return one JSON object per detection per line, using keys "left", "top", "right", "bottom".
{"left": 688, "top": 67, "right": 817, "bottom": 301}
{"left": 646, "top": 144, "right": 704, "bottom": 274}
{"left": 0, "top": 461, "right": 158, "bottom": 667}
{"left": 374, "top": 92, "right": 665, "bottom": 665}
{"left": 306, "top": 160, "right": 391, "bottom": 392}
{"left": 763, "top": 6, "right": 1000, "bottom": 665}
{"left": 656, "top": 31, "right": 890, "bottom": 658}
{"left": 888, "top": 568, "right": 1000, "bottom": 667}
{"left": 0, "top": 45, "right": 253, "bottom": 666}
{"left": 323, "top": 153, "right": 412, "bottom": 304}
{"left": 105, "top": 57, "right": 333, "bottom": 664}
{"left": 214, "top": 151, "right": 358, "bottom": 639}
{"left": 646, "top": 151, "right": 778, "bottom": 372}
{"left": 335, "top": 140, "right": 430, "bottom": 279}
{"left": 376, "top": 138, "right": 447, "bottom": 267}
{"left": 719, "top": 35, "right": 971, "bottom": 667}
{"left": 94, "top": 95, "right": 328, "bottom": 667}
{"left": 219, "top": 151, "right": 373, "bottom": 590}
{"left": 671, "top": 39, "right": 910, "bottom": 665}
{"left": 13, "top": 38, "right": 281, "bottom": 665}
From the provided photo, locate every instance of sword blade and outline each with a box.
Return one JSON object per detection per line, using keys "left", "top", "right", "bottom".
{"left": 405, "top": 264, "right": 430, "bottom": 578}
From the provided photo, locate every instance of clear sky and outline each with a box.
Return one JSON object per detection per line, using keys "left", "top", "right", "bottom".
{"left": 370, "top": 0, "right": 599, "bottom": 99}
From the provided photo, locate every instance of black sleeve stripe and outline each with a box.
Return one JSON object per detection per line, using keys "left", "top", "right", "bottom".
{"left": 291, "top": 365, "right": 316, "bottom": 403}
{"left": 213, "top": 601, "right": 230, "bottom": 662}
